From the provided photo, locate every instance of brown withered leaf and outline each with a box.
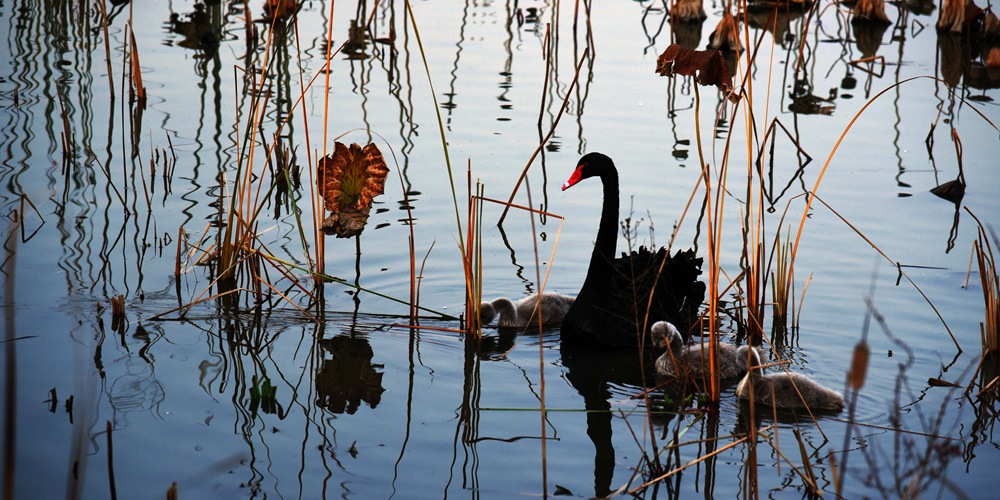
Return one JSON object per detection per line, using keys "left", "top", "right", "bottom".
{"left": 317, "top": 142, "right": 390, "bottom": 238}
{"left": 656, "top": 43, "right": 736, "bottom": 100}
{"left": 928, "top": 377, "right": 962, "bottom": 388}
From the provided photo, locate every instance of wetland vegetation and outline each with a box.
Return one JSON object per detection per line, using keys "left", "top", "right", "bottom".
{"left": 1, "top": 0, "right": 999, "bottom": 498}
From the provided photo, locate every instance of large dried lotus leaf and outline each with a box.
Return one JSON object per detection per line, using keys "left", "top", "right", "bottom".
{"left": 655, "top": 43, "right": 735, "bottom": 99}
{"left": 317, "top": 142, "right": 390, "bottom": 238}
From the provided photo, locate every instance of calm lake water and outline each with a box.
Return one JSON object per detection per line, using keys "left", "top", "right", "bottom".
{"left": 2, "top": 0, "right": 999, "bottom": 498}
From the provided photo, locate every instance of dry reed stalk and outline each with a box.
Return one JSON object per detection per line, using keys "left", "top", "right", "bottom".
{"left": 128, "top": 29, "right": 146, "bottom": 105}
{"left": 966, "top": 209, "right": 999, "bottom": 353}
{"left": 751, "top": 428, "right": 820, "bottom": 496}
{"left": 629, "top": 434, "right": 749, "bottom": 492}
{"left": 463, "top": 170, "right": 484, "bottom": 338}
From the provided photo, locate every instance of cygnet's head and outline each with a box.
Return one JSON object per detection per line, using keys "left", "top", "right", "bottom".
{"left": 479, "top": 301, "right": 496, "bottom": 324}
{"left": 490, "top": 297, "right": 519, "bottom": 327}
{"left": 650, "top": 321, "right": 683, "bottom": 352}
{"left": 735, "top": 345, "right": 762, "bottom": 372}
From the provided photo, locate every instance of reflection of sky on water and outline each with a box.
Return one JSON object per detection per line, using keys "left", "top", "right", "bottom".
{"left": 0, "top": 0, "right": 998, "bottom": 498}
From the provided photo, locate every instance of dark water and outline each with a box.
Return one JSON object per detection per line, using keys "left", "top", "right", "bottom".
{"left": 1, "top": 0, "right": 999, "bottom": 498}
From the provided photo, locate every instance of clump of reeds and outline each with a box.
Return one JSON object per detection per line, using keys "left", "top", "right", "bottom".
{"left": 463, "top": 175, "right": 485, "bottom": 337}
{"left": 967, "top": 209, "right": 999, "bottom": 353}
{"left": 771, "top": 228, "right": 793, "bottom": 331}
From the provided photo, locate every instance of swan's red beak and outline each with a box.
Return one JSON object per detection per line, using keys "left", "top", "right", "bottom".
{"left": 561, "top": 165, "right": 586, "bottom": 191}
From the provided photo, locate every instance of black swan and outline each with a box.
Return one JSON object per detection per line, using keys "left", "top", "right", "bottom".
{"left": 480, "top": 292, "right": 575, "bottom": 328}
{"left": 560, "top": 153, "right": 705, "bottom": 348}
{"left": 650, "top": 321, "right": 757, "bottom": 380}
{"left": 734, "top": 346, "right": 845, "bottom": 412}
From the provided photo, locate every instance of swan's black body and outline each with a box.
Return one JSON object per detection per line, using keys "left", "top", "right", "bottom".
{"left": 560, "top": 153, "right": 705, "bottom": 348}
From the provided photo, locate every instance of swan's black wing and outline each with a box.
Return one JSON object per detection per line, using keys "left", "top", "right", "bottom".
{"left": 561, "top": 247, "right": 705, "bottom": 348}
{"left": 610, "top": 247, "right": 705, "bottom": 342}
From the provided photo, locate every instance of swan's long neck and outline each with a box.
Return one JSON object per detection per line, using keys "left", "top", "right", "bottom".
{"left": 581, "top": 168, "right": 619, "bottom": 294}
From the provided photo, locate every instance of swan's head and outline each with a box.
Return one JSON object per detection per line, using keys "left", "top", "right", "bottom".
{"left": 562, "top": 152, "right": 614, "bottom": 191}
{"left": 735, "top": 345, "right": 762, "bottom": 372}
{"left": 650, "top": 321, "right": 683, "bottom": 352}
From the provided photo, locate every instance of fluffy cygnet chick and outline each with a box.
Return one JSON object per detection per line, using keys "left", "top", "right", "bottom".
{"left": 479, "top": 292, "right": 575, "bottom": 328}
{"left": 650, "top": 321, "right": 753, "bottom": 380}
{"left": 734, "top": 346, "right": 845, "bottom": 412}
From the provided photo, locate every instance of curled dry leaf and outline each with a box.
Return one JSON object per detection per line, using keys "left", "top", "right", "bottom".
{"left": 928, "top": 377, "right": 963, "bottom": 388}
{"left": 655, "top": 43, "right": 736, "bottom": 101}
{"left": 317, "top": 142, "right": 390, "bottom": 238}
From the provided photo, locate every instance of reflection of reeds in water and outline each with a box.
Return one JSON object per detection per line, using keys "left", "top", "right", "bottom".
{"left": 852, "top": 0, "right": 890, "bottom": 23}
{"left": 672, "top": 19, "right": 704, "bottom": 50}
{"left": 708, "top": 12, "right": 741, "bottom": 52}
{"left": 853, "top": 20, "right": 890, "bottom": 59}
{"left": 128, "top": 29, "right": 147, "bottom": 105}
{"left": 937, "top": 33, "right": 968, "bottom": 87}
{"left": 746, "top": 3, "right": 809, "bottom": 44}
{"left": 937, "top": 0, "right": 967, "bottom": 33}
{"left": 671, "top": 0, "right": 706, "bottom": 22}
